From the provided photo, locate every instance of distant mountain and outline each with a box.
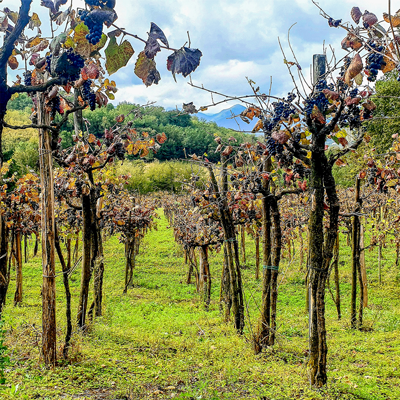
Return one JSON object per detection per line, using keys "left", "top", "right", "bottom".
{"left": 196, "top": 104, "right": 257, "bottom": 132}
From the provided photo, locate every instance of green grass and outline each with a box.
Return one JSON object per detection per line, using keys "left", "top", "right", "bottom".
{"left": 1, "top": 212, "right": 400, "bottom": 399}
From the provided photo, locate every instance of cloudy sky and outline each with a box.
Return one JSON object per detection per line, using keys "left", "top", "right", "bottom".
{"left": 5, "top": 0, "right": 392, "bottom": 113}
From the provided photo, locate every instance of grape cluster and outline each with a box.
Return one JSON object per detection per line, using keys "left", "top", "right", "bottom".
{"left": 239, "top": 172, "right": 263, "bottom": 195}
{"left": 349, "top": 88, "right": 358, "bottom": 98}
{"left": 264, "top": 93, "right": 297, "bottom": 132}
{"left": 365, "top": 43, "right": 385, "bottom": 82}
{"left": 266, "top": 137, "right": 283, "bottom": 156}
{"left": 23, "top": 71, "right": 32, "bottom": 86}
{"left": 114, "top": 142, "right": 126, "bottom": 160}
{"left": 82, "top": 79, "right": 96, "bottom": 111}
{"left": 45, "top": 54, "right": 52, "bottom": 73}
{"left": 85, "top": 0, "right": 101, "bottom": 5}
{"left": 338, "top": 104, "right": 361, "bottom": 129}
{"left": 66, "top": 48, "right": 84, "bottom": 71}
{"left": 293, "top": 163, "right": 305, "bottom": 179}
{"left": 304, "top": 79, "right": 330, "bottom": 115}
{"left": 50, "top": 95, "right": 61, "bottom": 119}
{"left": 276, "top": 150, "right": 293, "bottom": 168}
{"left": 79, "top": 9, "right": 103, "bottom": 45}
{"left": 328, "top": 17, "right": 342, "bottom": 27}
{"left": 367, "top": 167, "right": 378, "bottom": 185}
{"left": 75, "top": 180, "right": 83, "bottom": 197}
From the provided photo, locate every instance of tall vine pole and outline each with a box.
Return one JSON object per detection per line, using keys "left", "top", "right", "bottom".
{"left": 38, "top": 94, "right": 57, "bottom": 366}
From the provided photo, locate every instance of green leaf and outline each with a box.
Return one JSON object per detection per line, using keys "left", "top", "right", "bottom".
{"left": 105, "top": 36, "right": 134, "bottom": 75}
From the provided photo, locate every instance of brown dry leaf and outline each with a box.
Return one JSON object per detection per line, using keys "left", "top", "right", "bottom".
{"left": 363, "top": 12, "right": 378, "bottom": 27}
{"left": 310, "top": 105, "right": 326, "bottom": 124}
{"left": 351, "top": 7, "right": 362, "bottom": 24}
{"left": 363, "top": 99, "right": 377, "bottom": 112}
{"left": 322, "top": 89, "right": 339, "bottom": 101}
{"left": 8, "top": 56, "right": 18, "bottom": 70}
{"left": 140, "top": 146, "right": 149, "bottom": 158}
{"left": 344, "top": 54, "right": 363, "bottom": 85}
{"left": 242, "top": 106, "right": 261, "bottom": 120}
{"left": 221, "top": 146, "right": 234, "bottom": 156}
{"left": 382, "top": 49, "right": 396, "bottom": 73}
{"left": 252, "top": 119, "right": 263, "bottom": 133}
{"left": 383, "top": 12, "right": 400, "bottom": 27}
{"left": 335, "top": 159, "right": 347, "bottom": 167}
{"left": 341, "top": 33, "right": 362, "bottom": 50}
{"left": 271, "top": 131, "right": 290, "bottom": 144}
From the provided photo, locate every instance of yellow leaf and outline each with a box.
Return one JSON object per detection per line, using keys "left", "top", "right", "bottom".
{"left": 306, "top": 151, "right": 312, "bottom": 159}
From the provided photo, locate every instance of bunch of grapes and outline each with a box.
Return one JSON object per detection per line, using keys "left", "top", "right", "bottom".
{"left": 85, "top": 0, "right": 101, "bottom": 5}
{"left": 75, "top": 180, "right": 83, "bottom": 197}
{"left": 264, "top": 93, "right": 297, "bottom": 132}
{"left": 365, "top": 43, "right": 385, "bottom": 82}
{"left": 276, "top": 150, "right": 293, "bottom": 167}
{"left": 79, "top": 9, "right": 103, "bottom": 45}
{"left": 50, "top": 96, "right": 61, "bottom": 119}
{"left": 349, "top": 88, "right": 358, "bottom": 98}
{"left": 304, "top": 79, "right": 330, "bottom": 114}
{"left": 66, "top": 48, "right": 84, "bottom": 72}
{"left": 338, "top": 104, "right": 361, "bottom": 129}
{"left": 82, "top": 79, "right": 97, "bottom": 111}
{"left": 293, "top": 163, "right": 305, "bottom": 179}
{"left": 23, "top": 71, "right": 32, "bottom": 86}
{"left": 45, "top": 54, "right": 52, "bottom": 73}
{"left": 114, "top": 142, "right": 126, "bottom": 160}
{"left": 328, "top": 17, "right": 342, "bottom": 27}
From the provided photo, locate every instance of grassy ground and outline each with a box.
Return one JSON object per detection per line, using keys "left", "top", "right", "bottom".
{"left": 1, "top": 211, "right": 400, "bottom": 399}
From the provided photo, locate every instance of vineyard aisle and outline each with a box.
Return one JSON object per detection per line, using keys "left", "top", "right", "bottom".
{"left": 2, "top": 211, "right": 400, "bottom": 399}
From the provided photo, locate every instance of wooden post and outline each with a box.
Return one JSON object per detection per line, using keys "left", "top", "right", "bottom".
{"left": 351, "top": 178, "right": 361, "bottom": 329}
{"left": 38, "top": 93, "right": 57, "bottom": 366}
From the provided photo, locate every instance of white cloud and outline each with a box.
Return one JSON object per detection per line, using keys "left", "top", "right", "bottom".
{"left": 1, "top": 0, "right": 394, "bottom": 113}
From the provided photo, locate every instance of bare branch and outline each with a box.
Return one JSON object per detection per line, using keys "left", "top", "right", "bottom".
{"left": 0, "top": 0, "right": 32, "bottom": 68}
{"left": 10, "top": 77, "right": 65, "bottom": 94}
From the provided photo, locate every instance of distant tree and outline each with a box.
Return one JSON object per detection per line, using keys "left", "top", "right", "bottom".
{"left": 367, "top": 72, "right": 400, "bottom": 153}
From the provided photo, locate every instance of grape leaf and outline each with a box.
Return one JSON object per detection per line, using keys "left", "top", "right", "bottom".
{"left": 8, "top": 56, "right": 18, "bottom": 70}
{"left": 41, "top": 0, "right": 56, "bottom": 15}
{"left": 182, "top": 102, "right": 197, "bottom": 114}
{"left": 105, "top": 36, "right": 134, "bottom": 75}
{"left": 30, "top": 39, "right": 49, "bottom": 53}
{"left": 167, "top": 47, "right": 202, "bottom": 81}
{"left": 26, "top": 36, "right": 42, "bottom": 48}
{"left": 29, "top": 13, "right": 41, "bottom": 30}
{"left": 156, "top": 132, "right": 167, "bottom": 144}
{"left": 50, "top": 32, "right": 67, "bottom": 55}
{"left": 54, "top": 0, "right": 68, "bottom": 12}
{"left": 134, "top": 51, "right": 161, "bottom": 86}
{"left": 73, "top": 23, "right": 90, "bottom": 58}
{"left": 344, "top": 53, "right": 363, "bottom": 85}
{"left": 55, "top": 7, "right": 71, "bottom": 26}
{"left": 0, "top": 16, "right": 8, "bottom": 33}
{"left": 144, "top": 22, "right": 169, "bottom": 59}
{"left": 6, "top": 10, "right": 19, "bottom": 24}
{"left": 81, "top": 63, "right": 100, "bottom": 80}
{"left": 350, "top": 7, "right": 362, "bottom": 24}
